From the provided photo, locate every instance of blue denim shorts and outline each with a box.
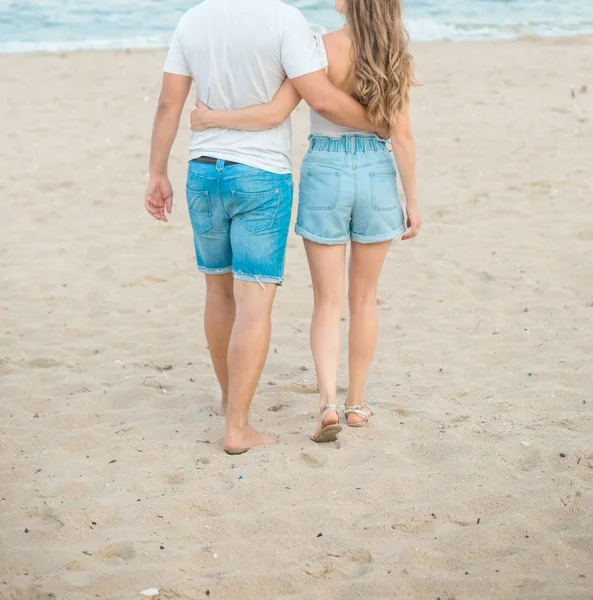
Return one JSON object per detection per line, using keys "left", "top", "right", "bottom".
{"left": 186, "top": 160, "right": 293, "bottom": 285}
{"left": 296, "top": 135, "right": 406, "bottom": 245}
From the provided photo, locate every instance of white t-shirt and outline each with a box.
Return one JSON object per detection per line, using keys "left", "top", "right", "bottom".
{"left": 164, "top": 0, "right": 326, "bottom": 174}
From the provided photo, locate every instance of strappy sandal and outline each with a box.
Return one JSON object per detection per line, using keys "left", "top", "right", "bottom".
{"left": 344, "top": 404, "right": 373, "bottom": 428}
{"left": 310, "top": 404, "right": 342, "bottom": 443}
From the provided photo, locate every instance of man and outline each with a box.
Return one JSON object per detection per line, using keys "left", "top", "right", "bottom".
{"left": 145, "top": 0, "right": 378, "bottom": 454}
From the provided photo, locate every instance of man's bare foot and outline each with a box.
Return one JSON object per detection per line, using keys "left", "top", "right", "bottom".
{"left": 211, "top": 391, "right": 226, "bottom": 416}
{"left": 223, "top": 425, "right": 278, "bottom": 455}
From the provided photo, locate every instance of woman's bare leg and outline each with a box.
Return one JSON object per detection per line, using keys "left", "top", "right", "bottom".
{"left": 346, "top": 240, "right": 392, "bottom": 425}
{"left": 304, "top": 239, "right": 346, "bottom": 436}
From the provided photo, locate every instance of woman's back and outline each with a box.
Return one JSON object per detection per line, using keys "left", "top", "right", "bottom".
{"left": 324, "top": 30, "right": 353, "bottom": 93}
{"left": 310, "top": 30, "right": 378, "bottom": 138}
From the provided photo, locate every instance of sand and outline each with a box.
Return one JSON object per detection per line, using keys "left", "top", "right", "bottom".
{"left": 1, "top": 36, "right": 593, "bottom": 600}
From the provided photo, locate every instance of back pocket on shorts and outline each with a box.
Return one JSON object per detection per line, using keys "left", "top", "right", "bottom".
{"left": 232, "top": 189, "right": 280, "bottom": 234}
{"left": 186, "top": 189, "right": 212, "bottom": 234}
{"left": 369, "top": 170, "right": 399, "bottom": 211}
{"left": 299, "top": 167, "right": 341, "bottom": 210}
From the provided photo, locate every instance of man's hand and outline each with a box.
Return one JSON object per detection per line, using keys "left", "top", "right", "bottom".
{"left": 145, "top": 174, "right": 173, "bottom": 223}
{"left": 401, "top": 201, "right": 422, "bottom": 241}
{"left": 190, "top": 101, "right": 212, "bottom": 131}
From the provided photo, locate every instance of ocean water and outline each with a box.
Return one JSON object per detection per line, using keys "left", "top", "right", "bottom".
{"left": 1, "top": 0, "right": 593, "bottom": 53}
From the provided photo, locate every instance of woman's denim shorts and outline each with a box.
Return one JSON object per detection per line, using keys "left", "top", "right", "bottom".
{"left": 296, "top": 135, "right": 406, "bottom": 245}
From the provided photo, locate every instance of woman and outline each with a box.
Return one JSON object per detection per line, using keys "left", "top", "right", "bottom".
{"left": 190, "top": 0, "right": 421, "bottom": 443}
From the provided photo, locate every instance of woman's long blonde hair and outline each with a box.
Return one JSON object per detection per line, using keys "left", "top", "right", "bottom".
{"left": 345, "top": 0, "right": 417, "bottom": 127}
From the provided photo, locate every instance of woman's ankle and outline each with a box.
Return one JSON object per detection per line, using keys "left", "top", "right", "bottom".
{"left": 345, "top": 392, "right": 363, "bottom": 407}
{"left": 318, "top": 393, "right": 337, "bottom": 408}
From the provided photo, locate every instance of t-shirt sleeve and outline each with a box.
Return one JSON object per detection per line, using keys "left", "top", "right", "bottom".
{"left": 280, "top": 9, "right": 327, "bottom": 79}
{"left": 163, "top": 21, "right": 190, "bottom": 76}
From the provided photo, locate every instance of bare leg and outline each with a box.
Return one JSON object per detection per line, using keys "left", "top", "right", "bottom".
{"left": 304, "top": 240, "right": 346, "bottom": 438}
{"left": 224, "top": 280, "right": 278, "bottom": 453}
{"left": 346, "top": 240, "right": 392, "bottom": 425}
{"left": 204, "top": 273, "right": 235, "bottom": 414}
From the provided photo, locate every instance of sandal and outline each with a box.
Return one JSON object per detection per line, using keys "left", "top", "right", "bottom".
{"left": 310, "top": 404, "right": 342, "bottom": 443}
{"left": 344, "top": 404, "right": 373, "bottom": 428}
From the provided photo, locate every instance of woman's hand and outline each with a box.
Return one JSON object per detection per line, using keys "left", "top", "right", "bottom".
{"left": 401, "top": 201, "right": 422, "bottom": 241}
{"left": 190, "top": 101, "right": 213, "bottom": 131}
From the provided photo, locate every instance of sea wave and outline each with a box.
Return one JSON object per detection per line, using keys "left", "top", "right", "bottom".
{"left": 1, "top": 17, "right": 593, "bottom": 54}
{"left": 404, "top": 18, "right": 593, "bottom": 41}
{"left": 0, "top": 36, "right": 168, "bottom": 54}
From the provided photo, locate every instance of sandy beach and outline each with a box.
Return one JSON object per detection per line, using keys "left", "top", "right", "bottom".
{"left": 1, "top": 36, "right": 593, "bottom": 600}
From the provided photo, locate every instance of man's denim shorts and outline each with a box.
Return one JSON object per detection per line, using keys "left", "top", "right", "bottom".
{"left": 186, "top": 159, "right": 293, "bottom": 285}
{"left": 296, "top": 135, "right": 406, "bottom": 245}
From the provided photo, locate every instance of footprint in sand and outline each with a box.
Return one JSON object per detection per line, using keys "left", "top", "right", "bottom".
{"left": 123, "top": 275, "right": 168, "bottom": 287}
{"left": 201, "top": 473, "right": 234, "bottom": 491}
{"left": 127, "top": 472, "right": 186, "bottom": 494}
{"left": 24, "top": 505, "right": 64, "bottom": 531}
{"left": 0, "top": 359, "right": 19, "bottom": 375}
{"left": 304, "top": 549, "right": 373, "bottom": 580}
{"left": 61, "top": 558, "right": 102, "bottom": 587}
{"left": 97, "top": 541, "right": 135, "bottom": 563}
{"left": 296, "top": 452, "right": 327, "bottom": 469}
{"left": 142, "top": 376, "right": 177, "bottom": 392}
{"left": 25, "top": 358, "right": 65, "bottom": 369}
{"left": 164, "top": 472, "right": 185, "bottom": 486}
{"left": 187, "top": 503, "right": 219, "bottom": 518}
{"left": 392, "top": 407, "right": 414, "bottom": 417}
{"left": 278, "top": 383, "right": 318, "bottom": 395}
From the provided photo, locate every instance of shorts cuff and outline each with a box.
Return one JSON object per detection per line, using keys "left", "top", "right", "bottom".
{"left": 351, "top": 225, "right": 406, "bottom": 244}
{"left": 234, "top": 271, "right": 283, "bottom": 286}
{"left": 295, "top": 224, "right": 349, "bottom": 246}
{"left": 197, "top": 265, "right": 233, "bottom": 275}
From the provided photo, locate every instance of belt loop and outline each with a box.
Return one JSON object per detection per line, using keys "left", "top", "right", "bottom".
{"left": 216, "top": 158, "right": 224, "bottom": 172}
{"left": 348, "top": 136, "right": 355, "bottom": 155}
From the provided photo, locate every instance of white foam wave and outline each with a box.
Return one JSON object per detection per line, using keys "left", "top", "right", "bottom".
{"left": 406, "top": 18, "right": 593, "bottom": 41}
{"left": 1, "top": 19, "right": 593, "bottom": 54}
{"left": 0, "top": 36, "right": 168, "bottom": 54}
